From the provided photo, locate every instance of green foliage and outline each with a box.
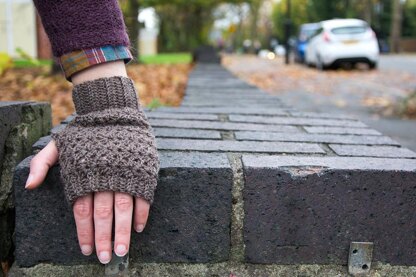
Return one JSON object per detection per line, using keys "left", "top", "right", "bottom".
{"left": 0, "top": 52, "right": 13, "bottom": 76}
{"left": 137, "top": 0, "right": 247, "bottom": 52}
{"left": 146, "top": 98, "right": 164, "bottom": 110}
{"left": 139, "top": 53, "right": 192, "bottom": 64}
{"left": 15, "top": 47, "right": 40, "bottom": 66}
{"left": 272, "top": 0, "right": 416, "bottom": 40}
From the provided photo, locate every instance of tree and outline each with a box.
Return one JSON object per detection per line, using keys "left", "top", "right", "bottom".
{"left": 390, "top": 0, "right": 403, "bottom": 52}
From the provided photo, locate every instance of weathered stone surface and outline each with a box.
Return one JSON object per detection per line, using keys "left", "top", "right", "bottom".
{"left": 0, "top": 101, "right": 51, "bottom": 269}
{"left": 32, "top": 135, "right": 52, "bottom": 152}
{"left": 289, "top": 111, "right": 356, "bottom": 120}
{"left": 156, "top": 138, "right": 325, "bottom": 154}
{"left": 147, "top": 112, "right": 219, "bottom": 121}
{"left": 14, "top": 152, "right": 233, "bottom": 266}
{"left": 181, "top": 101, "right": 286, "bottom": 108}
{"left": 242, "top": 155, "right": 416, "bottom": 265}
{"left": 154, "top": 128, "right": 221, "bottom": 139}
{"left": 149, "top": 119, "right": 300, "bottom": 132}
{"left": 153, "top": 106, "right": 289, "bottom": 116}
{"left": 9, "top": 261, "right": 416, "bottom": 277}
{"left": 235, "top": 131, "right": 399, "bottom": 145}
{"left": 329, "top": 144, "right": 416, "bottom": 158}
{"left": 304, "top": 126, "right": 381, "bottom": 135}
{"left": 242, "top": 155, "right": 416, "bottom": 170}
{"left": 229, "top": 115, "right": 367, "bottom": 127}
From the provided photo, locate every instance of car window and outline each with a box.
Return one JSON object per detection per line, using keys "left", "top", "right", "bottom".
{"left": 308, "top": 27, "right": 323, "bottom": 40}
{"left": 300, "top": 28, "right": 319, "bottom": 39}
{"left": 331, "top": 26, "right": 368, "bottom": 35}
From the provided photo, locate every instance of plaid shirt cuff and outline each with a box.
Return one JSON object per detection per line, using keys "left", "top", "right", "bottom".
{"left": 58, "top": 45, "right": 133, "bottom": 80}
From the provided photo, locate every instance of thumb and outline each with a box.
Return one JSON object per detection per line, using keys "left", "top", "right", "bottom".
{"left": 25, "top": 140, "right": 59, "bottom": 189}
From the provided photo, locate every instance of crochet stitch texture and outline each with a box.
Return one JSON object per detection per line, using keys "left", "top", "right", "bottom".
{"left": 51, "top": 76, "right": 159, "bottom": 205}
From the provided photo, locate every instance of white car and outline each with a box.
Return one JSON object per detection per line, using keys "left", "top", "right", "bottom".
{"left": 305, "top": 19, "right": 379, "bottom": 70}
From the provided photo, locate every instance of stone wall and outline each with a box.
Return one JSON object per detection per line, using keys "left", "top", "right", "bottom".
{"left": 9, "top": 65, "right": 416, "bottom": 276}
{"left": 0, "top": 101, "right": 51, "bottom": 276}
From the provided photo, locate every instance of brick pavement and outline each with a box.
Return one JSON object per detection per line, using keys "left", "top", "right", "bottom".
{"left": 13, "top": 64, "right": 416, "bottom": 270}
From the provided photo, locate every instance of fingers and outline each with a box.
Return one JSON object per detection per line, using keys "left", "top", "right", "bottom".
{"left": 114, "top": 192, "right": 133, "bottom": 257}
{"left": 134, "top": 197, "right": 150, "bottom": 233}
{"left": 94, "top": 191, "right": 114, "bottom": 264}
{"left": 73, "top": 194, "right": 94, "bottom": 256}
{"left": 26, "top": 140, "right": 59, "bottom": 189}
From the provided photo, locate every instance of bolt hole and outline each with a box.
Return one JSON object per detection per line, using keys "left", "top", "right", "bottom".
{"left": 352, "top": 249, "right": 358, "bottom": 254}
{"left": 362, "top": 264, "right": 369, "bottom": 270}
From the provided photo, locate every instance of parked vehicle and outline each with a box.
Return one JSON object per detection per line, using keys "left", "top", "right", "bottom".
{"left": 305, "top": 19, "right": 379, "bottom": 70}
{"left": 294, "top": 23, "right": 320, "bottom": 63}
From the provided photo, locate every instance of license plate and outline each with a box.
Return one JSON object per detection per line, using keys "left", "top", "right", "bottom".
{"left": 343, "top": 40, "right": 358, "bottom": 44}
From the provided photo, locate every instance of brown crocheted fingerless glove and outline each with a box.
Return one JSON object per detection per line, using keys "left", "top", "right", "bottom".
{"left": 51, "top": 76, "right": 159, "bottom": 205}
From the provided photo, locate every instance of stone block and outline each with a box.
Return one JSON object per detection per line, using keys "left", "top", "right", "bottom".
{"left": 229, "top": 115, "right": 367, "bottom": 128}
{"left": 147, "top": 112, "right": 219, "bottom": 121}
{"left": 242, "top": 155, "right": 416, "bottom": 265}
{"left": 329, "top": 144, "right": 416, "bottom": 158}
{"left": 149, "top": 119, "right": 300, "bottom": 132}
{"left": 153, "top": 107, "right": 289, "bottom": 116}
{"left": 156, "top": 138, "right": 325, "bottom": 154}
{"left": 235, "top": 131, "right": 399, "bottom": 145}
{"left": 304, "top": 126, "right": 381, "bottom": 135}
{"left": 14, "top": 152, "right": 233, "bottom": 266}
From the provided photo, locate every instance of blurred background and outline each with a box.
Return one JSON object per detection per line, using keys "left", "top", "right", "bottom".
{"left": 0, "top": 0, "right": 415, "bottom": 148}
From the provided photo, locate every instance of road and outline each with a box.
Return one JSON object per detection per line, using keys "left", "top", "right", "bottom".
{"left": 379, "top": 54, "right": 416, "bottom": 75}
{"left": 223, "top": 54, "right": 416, "bottom": 151}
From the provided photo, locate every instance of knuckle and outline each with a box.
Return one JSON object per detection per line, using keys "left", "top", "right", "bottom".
{"left": 94, "top": 205, "right": 113, "bottom": 219}
{"left": 96, "top": 234, "right": 112, "bottom": 244}
{"left": 77, "top": 229, "right": 91, "bottom": 240}
{"left": 74, "top": 201, "right": 92, "bottom": 218}
{"left": 115, "top": 196, "right": 132, "bottom": 211}
{"left": 116, "top": 226, "right": 131, "bottom": 237}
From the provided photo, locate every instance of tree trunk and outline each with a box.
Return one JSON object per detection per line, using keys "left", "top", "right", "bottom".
{"left": 124, "top": 0, "right": 140, "bottom": 61}
{"left": 364, "top": 0, "right": 372, "bottom": 24}
{"left": 390, "top": 0, "right": 403, "bottom": 53}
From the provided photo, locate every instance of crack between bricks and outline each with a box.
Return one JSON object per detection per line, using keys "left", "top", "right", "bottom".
{"left": 227, "top": 153, "right": 245, "bottom": 263}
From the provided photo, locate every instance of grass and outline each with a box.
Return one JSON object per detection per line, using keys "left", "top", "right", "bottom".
{"left": 139, "top": 53, "right": 192, "bottom": 64}
{"left": 13, "top": 59, "right": 52, "bottom": 68}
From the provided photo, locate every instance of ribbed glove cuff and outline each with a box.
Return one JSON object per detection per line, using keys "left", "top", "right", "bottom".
{"left": 72, "top": 76, "right": 139, "bottom": 115}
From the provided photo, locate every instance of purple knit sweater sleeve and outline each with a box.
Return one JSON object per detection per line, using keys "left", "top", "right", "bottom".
{"left": 33, "top": 0, "right": 130, "bottom": 57}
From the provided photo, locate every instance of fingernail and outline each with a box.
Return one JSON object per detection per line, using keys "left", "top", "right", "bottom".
{"left": 136, "top": 224, "right": 145, "bottom": 233}
{"left": 98, "top": 251, "right": 111, "bottom": 264}
{"left": 25, "top": 174, "right": 34, "bottom": 188}
{"left": 115, "top": 244, "right": 127, "bottom": 257}
{"left": 81, "top": 245, "right": 92, "bottom": 256}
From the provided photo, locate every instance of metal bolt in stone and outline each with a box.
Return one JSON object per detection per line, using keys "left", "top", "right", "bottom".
{"left": 348, "top": 242, "right": 374, "bottom": 276}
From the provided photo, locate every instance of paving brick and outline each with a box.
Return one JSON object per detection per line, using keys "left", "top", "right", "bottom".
{"left": 242, "top": 155, "right": 416, "bottom": 265}
{"left": 235, "top": 131, "right": 399, "bottom": 146}
{"left": 181, "top": 100, "right": 286, "bottom": 108}
{"left": 153, "top": 107, "right": 289, "bottom": 116}
{"left": 149, "top": 119, "right": 301, "bottom": 132}
{"left": 329, "top": 144, "right": 416, "bottom": 158}
{"left": 14, "top": 152, "right": 233, "bottom": 266}
{"left": 229, "top": 115, "right": 367, "bottom": 128}
{"left": 304, "top": 126, "right": 381, "bottom": 136}
{"left": 289, "top": 111, "right": 356, "bottom": 120}
{"left": 32, "top": 135, "right": 52, "bottom": 151}
{"left": 156, "top": 138, "right": 325, "bottom": 154}
{"left": 147, "top": 112, "right": 219, "bottom": 121}
{"left": 154, "top": 128, "right": 221, "bottom": 139}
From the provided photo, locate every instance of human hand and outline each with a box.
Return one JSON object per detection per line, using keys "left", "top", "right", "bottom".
{"left": 25, "top": 140, "right": 150, "bottom": 264}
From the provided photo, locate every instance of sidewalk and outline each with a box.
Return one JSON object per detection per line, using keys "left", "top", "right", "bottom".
{"left": 11, "top": 64, "right": 416, "bottom": 276}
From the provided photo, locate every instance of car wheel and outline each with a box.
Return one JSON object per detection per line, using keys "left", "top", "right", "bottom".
{"left": 316, "top": 56, "right": 326, "bottom": 71}
{"left": 369, "top": 62, "right": 378, "bottom": 70}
